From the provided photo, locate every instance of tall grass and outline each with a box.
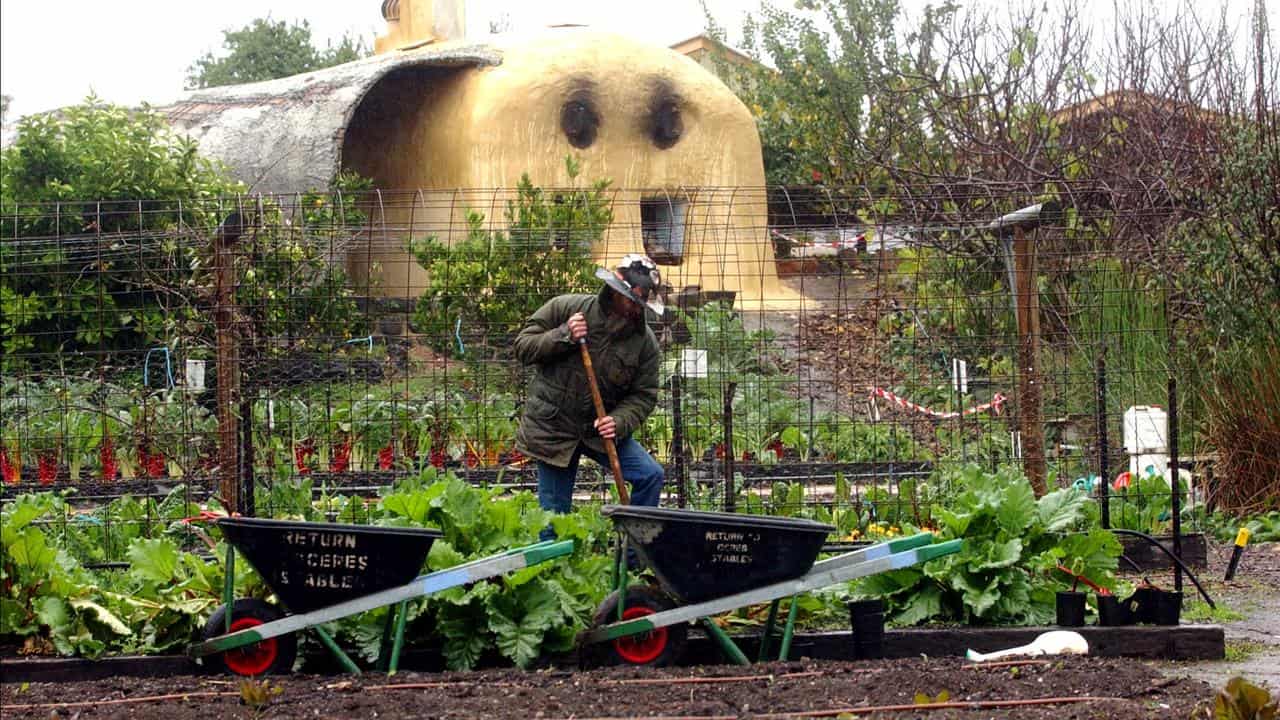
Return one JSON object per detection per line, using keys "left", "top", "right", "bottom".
{"left": 1059, "top": 261, "right": 1180, "bottom": 428}
{"left": 1204, "top": 338, "right": 1280, "bottom": 513}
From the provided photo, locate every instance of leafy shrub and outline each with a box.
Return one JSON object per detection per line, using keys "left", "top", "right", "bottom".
{"left": 854, "top": 464, "right": 1120, "bottom": 626}
{"left": 1107, "top": 469, "right": 1188, "bottom": 535}
{"left": 409, "top": 158, "right": 609, "bottom": 355}
{"left": 236, "top": 172, "right": 371, "bottom": 353}
{"left": 0, "top": 98, "right": 244, "bottom": 362}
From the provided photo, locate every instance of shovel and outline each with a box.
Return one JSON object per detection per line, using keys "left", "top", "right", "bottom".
{"left": 579, "top": 339, "right": 630, "bottom": 504}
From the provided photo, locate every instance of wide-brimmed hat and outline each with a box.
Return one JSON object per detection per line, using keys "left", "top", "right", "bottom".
{"left": 595, "top": 253, "right": 664, "bottom": 315}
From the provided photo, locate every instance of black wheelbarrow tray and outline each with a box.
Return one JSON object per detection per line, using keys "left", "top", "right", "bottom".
{"left": 580, "top": 506, "right": 962, "bottom": 666}
{"left": 187, "top": 517, "right": 572, "bottom": 676}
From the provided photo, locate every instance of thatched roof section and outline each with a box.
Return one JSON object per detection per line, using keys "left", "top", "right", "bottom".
{"left": 155, "top": 44, "right": 502, "bottom": 194}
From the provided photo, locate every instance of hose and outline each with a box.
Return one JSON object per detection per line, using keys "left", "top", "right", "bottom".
{"left": 1111, "top": 528, "right": 1215, "bottom": 608}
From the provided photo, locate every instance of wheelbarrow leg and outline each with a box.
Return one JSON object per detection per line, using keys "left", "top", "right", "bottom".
{"left": 700, "top": 618, "right": 750, "bottom": 666}
{"left": 312, "top": 625, "right": 361, "bottom": 674}
{"left": 757, "top": 599, "right": 782, "bottom": 662}
{"left": 613, "top": 534, "right": 630, "bottom": 621}
{"left": 222, "top": 545, "right": 236, "bottom": 634}
{"left": 375, "top": 606, "right": 398, "bottom": 672}
{"left": 777, "top": 597, "right": 800, "bottom": 661}
{"left": 388, "top": 599, "right": 409, "bottom": 675}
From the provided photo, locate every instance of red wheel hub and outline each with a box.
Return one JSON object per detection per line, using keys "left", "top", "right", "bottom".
{"left": 223, "top": 617, "right": 278, "bottom": 676}
{"left": 613, "top": 605, "right": 668, "bottom": 665}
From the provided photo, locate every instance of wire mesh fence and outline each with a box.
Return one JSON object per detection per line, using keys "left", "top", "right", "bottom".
{"left": 1, "top": 183, "right": 1210, "bottom": 559}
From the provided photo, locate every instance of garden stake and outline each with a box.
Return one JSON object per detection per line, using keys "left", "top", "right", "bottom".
{"left": 1224, "top": 527, "right": 1250, "bottom": 581}
{"left": 578, "top": 339, "right": 630, "bottom": 504}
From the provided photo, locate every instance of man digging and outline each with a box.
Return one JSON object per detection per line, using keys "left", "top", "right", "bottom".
{"left": 514, "top": 254, "right": 666, "bottom": 542}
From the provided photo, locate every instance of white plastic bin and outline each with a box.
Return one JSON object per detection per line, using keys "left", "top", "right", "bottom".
{"left": 1123, "top": 406, "right": 1168, "bottom": 477}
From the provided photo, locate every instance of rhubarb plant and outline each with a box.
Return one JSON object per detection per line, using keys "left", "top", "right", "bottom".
{"left": 365, "top": 470, "right": 613, "bottom": 670}
{"left": 854, "top": 464, "right": 1121, "bottom": 626}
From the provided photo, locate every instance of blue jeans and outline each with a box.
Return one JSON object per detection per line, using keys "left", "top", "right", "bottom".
{"left": 537, "top": 437, "right": 664, "bottom": 542}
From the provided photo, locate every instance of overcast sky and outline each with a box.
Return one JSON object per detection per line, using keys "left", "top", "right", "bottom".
{"left": 0, "top": 1, "right": 764, "bottom": 119}
{"left": 1, "top": 0, "right": 1272, "bottom": 120}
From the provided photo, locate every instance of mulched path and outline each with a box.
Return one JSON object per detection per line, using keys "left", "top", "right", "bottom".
{"left": 2, "top": 656, "right": 1213, "bottom": 719}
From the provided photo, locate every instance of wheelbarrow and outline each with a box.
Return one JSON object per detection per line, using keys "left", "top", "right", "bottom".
{"left": 187, "top": 517, "right": 573, "bottom": 675}
{"left": 580, "top": 505, "right": 962, "bottom": 666}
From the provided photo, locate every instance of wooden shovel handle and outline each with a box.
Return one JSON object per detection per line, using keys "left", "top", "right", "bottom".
{"left": 579, "top": 341, "right": 630, "bottom": 504}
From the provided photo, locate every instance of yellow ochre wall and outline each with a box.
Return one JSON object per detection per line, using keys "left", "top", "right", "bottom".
{"left": 342, "top": 28, "right": 785, "bottom": 305}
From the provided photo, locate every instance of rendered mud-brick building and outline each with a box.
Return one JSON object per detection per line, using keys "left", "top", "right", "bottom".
{"left": 158, "top": 1, "right": 786, "bottom": 304}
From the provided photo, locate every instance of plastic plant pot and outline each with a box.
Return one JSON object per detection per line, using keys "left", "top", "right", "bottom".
{"left": 1056, "top": 591, "right": 1087, "bottom": 627}
{"left": 1096, "top": 593, "right": 1132, "bottom": 626}
{"left": 848, "top": 598, "right": 886, "bottom": 659}
{"left": 1154, "top": 590, "right": 1183, "bottom": 626}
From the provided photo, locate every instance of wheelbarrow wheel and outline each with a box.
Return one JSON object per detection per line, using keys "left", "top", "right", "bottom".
{"left": 202, "top": 598, "right": 296, "bottom": 676}
{"left": 590, "top": 585, "right": 686, "bottom": 667}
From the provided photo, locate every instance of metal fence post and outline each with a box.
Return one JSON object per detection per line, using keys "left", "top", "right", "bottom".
{"left": 1097, "top": 354, "right": 1110, "bottom": 529}
{"left": 723, "top": 381, "right": 737, "bottom": 513}
{"left": 1169, "top": 377, "right": 1182, "bottom": 595}
{"left": 670, "top": 373, "right": 687, "bottom": 508}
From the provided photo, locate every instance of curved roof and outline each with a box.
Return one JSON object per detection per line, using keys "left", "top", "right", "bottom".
{"left": 155, "top": 44, "right": 501, "bottom": 194}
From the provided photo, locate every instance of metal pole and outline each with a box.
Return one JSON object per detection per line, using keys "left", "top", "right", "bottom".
{"left": 670, "top": 373, "right": 687, "bottom": 508}
{"left": 723, "top": 381, "right": 737, "bottom": 513}
{"left": 1169, "top": 377, "right": 1182, "bottom": 595}
{"left": 239, "top": 396, "right": 255, "bottom": 518}
{"left": 1097, "top": 355, "right": 1110, "bottom": 529}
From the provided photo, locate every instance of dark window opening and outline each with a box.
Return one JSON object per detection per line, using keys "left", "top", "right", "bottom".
{"left": 561, "top": 98, "right": 600, "bottom": 149}
{"left": 641, "top": 198, "right": 687, "bottom": 265}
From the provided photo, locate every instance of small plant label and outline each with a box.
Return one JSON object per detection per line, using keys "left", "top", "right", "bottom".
{"left": 680, "top": 349, "right": 708, "bottom": 378}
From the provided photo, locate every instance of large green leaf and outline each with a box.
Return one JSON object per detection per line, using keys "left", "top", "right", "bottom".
{"left": 427, "top": 540, "right": 466, "bottom": 571}
{"left": 127, "top": 538, "right": 180, "bottom": 586}
{"left": 437, "top": 605, "right": 491, "bottom": 671}
{"left": 35, "top": 595, "right": 71, "bottom": 633}
{"left": 994, "top": 478, "right": 1036, "bottom": 533}
{"left": 949, "top": 570, "right": 1002, "bottom": 618}
{"left": 382, "top": 489, "right": 432, "bottom": 526}
{"left": 1036, "top": 488, "right": 1088, "bottom": 533}
{"left": 69, "top": 598, "right": 132, "bottom": 636}
{"left": 891, "top": 582, "right": 944, "bottom": 625}
{"left": 969, "top": 537, "right": 1022, "bottom": 571}
{"left": 1, "top": 494, "right": 53, "bottom": 546}
{"left": 487, "top": 581, "right": 561, "bottom": 668}
{"left": 0, "top": 597, "right": 37, "bottom": 635}
{"left": 7, "top": 526, "right": 58, "bottom": 576}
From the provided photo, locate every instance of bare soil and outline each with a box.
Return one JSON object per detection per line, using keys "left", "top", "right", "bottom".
{"left": 2, "top": 656, "right": 1213, "bottom": 719}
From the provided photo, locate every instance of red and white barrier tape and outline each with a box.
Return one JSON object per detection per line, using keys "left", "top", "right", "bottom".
{"left": 869, "top": 387, "right": 1007, "bottom": 419}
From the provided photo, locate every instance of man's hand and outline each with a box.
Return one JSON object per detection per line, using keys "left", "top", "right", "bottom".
{"left": 567, "top": 312, "right": 588, "bottom": 342}
{"left": 594, "top": 415, "right": 616, "bottom": 439}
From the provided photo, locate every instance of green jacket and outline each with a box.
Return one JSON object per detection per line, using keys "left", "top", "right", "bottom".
{"left": 514, "top": 289, "right": 661, "bottom": 468}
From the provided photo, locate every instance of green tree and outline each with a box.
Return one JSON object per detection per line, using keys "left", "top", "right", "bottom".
{"left": 0, "top": 97, "right": 245, "bottom": 363}
{"left": 186, "top": 18, "right": 368, "bottom": 89}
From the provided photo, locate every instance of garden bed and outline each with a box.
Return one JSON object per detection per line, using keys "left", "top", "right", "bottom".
{"left": 0, "top": 625, "right": 1225, "bottom": 684}
{"left": 0, "top": 656, "right": 1215, "bottom": 719}
{"left": 1119, "top": 532, "right": 1208, "bottom": 571}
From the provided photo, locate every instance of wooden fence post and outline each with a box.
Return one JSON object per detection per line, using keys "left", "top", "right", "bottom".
{"left": 214, "top": 213, "right": 243, "bottom": 513}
